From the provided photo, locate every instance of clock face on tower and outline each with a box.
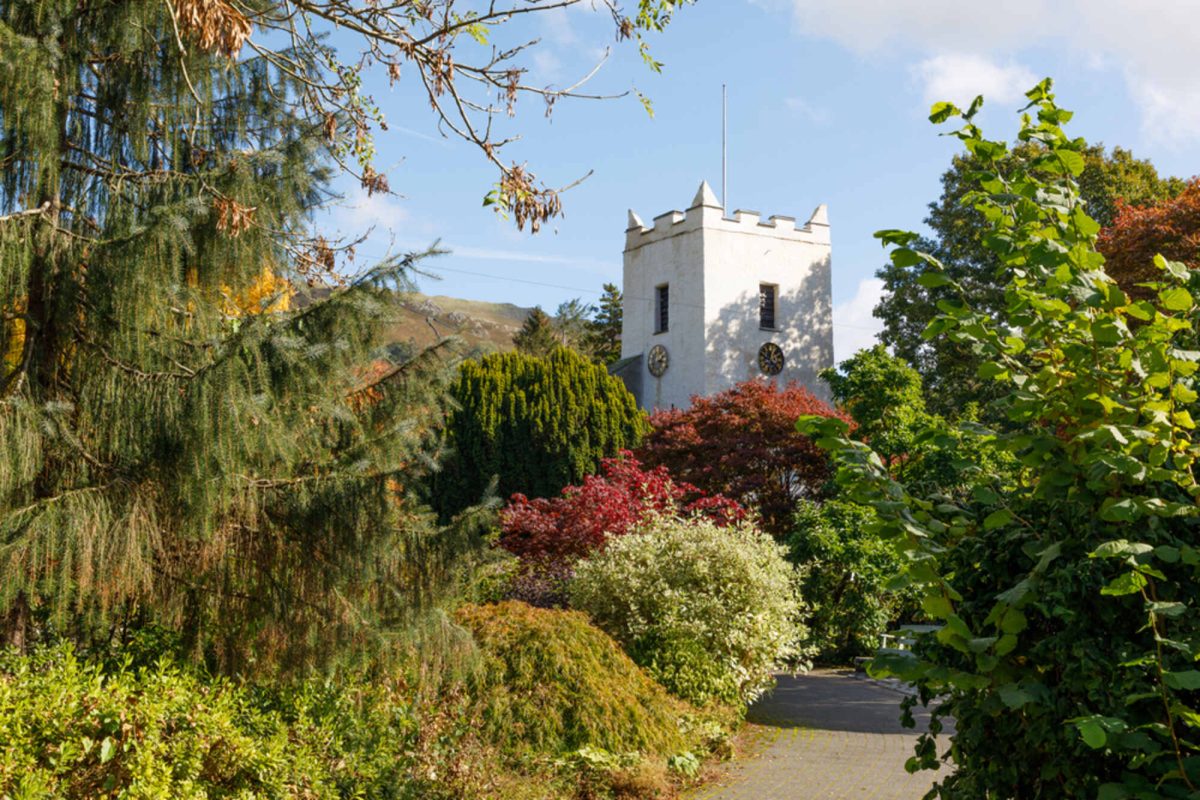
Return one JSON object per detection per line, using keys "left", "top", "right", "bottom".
{"left": 647, "top": 344, "right": 669, "bottom": 377}
{"left": 758, "top": 342, "right": 784, "bottom": 376}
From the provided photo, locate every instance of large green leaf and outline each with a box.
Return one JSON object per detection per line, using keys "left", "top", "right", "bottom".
{"left": 1100, "top": 571, "right": 1147, "bottom": 597}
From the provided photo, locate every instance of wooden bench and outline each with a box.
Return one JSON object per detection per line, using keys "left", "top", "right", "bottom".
{"left": 855, "top": 624, "right": 942, "bottom": 671}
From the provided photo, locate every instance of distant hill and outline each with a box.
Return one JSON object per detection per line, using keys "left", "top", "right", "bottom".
{"left": 382, "top": 293, "right": 533, "bottom": 357}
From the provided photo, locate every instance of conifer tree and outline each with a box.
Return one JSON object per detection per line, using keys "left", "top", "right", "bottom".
{"left": 0, "top": 0, "right": 694, "bottom": 670}
{"left": 432, "top": 349, "right": 648, "bottom": 520}
{"left": 586, "top": 283, "right": 623, "bottom": 364}
{"left": 552, "top": 298, "right": 594, "bottom": 350}
{"left": 512, "top": 306, "right": 558, "bottom": 357}
{"left": 0, "top": 2, "right": 450, "bottom": 670}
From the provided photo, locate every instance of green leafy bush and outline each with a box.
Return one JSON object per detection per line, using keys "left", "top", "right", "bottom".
{"left": 632, "top": 632, "right": 741, "bottom": 707}
{"left": 454, "top": 600, "right": 699, "bottom": 757}
{"left": 820, "top": 346, "right": 1016, "bottom": 497}
{"left": 569, "top": 516, "right": 807, "bottom": 706}
{"left": 821, "top": 345, "right": 929, "bottom": 465}
{"left": 0, "top": 644, "right": 422, "bottom": 800}
{"left": 804, "top": 80, "right": 1200, "bottom": 798}
{"left": 789, "top": 499, "right": 915, "bottom": 662}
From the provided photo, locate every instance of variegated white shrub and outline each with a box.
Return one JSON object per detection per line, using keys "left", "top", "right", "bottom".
{"left": 568, "top": 514, "right": 808, "bottom": 706}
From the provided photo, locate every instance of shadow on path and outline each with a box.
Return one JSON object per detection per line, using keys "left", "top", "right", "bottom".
{"left": 747, "top": 669, "right": 943, "bottom": 735}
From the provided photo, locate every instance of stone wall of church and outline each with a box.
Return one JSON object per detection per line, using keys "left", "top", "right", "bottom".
{"left": 621, "top": 206, "right": 709, "bottom": 410}
{"left": 700, "top": 207, "right": 833, "bottom": 403}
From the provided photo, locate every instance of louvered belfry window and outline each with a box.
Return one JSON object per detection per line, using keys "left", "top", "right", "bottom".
{"left": 759, "top": 283, "right": 777, "bottom": 329}
{"left": 655, "top": 284, "right": 669, "bottom": 333}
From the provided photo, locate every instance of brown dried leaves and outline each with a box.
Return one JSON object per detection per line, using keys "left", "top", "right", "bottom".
{"left": 173, "top": 0, "right": 252, "bottom": 60}
{"left": 360, "top": 166, "right": 390, "bottom": 197}
{"left": 500, "top": 165, "right": 561, "bottom": 234}
{"left": 213, "top": 196, "right": 257, "bottom": 238}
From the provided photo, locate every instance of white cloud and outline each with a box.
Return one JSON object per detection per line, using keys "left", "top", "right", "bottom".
{"left": 778, "top": 0, "right": 1057, "bottom": 54}
{"left": 772, "top": 0, "right": 1200, "bottom": 143}
{"left": 531, "top": 50, "right": 564, "bottom": 84}
{"left": 541, "top": 6, "right": 577, "bottom": 48}
{"left": 913, "top": 53, "right": 1037, "bottom": 107}
{"left": 437, "top": 244, "right": 616, "bottom": 273}
{"left": 785, "top": 96, "right": 831, "bottom": 125}
{"left": 832, "top": 277, "right": 885, "bottom": 362}
{"left": 331, "top": 184, "right": 409, "bottom": 238}
{"left": 528, "top": 5, "right": 615, "bottom": 90}
{"left": 1137, "top": 83, "right": 1200, "bottom": 148}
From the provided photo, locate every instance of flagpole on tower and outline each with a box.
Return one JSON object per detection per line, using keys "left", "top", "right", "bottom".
{"left": 722, "top": 83, "right": 728, "bottom": 215}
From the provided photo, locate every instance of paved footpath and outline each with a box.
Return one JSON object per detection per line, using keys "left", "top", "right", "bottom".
{"left": 689, "top": 669, "right": 950, "bottom": 800}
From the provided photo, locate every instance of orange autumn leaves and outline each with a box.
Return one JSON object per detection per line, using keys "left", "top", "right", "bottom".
{"left": 1098, "top": 179, "right": 1200, "bottom": 294}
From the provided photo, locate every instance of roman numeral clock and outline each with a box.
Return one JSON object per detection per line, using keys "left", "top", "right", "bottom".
{"left": 647, "top": 344, "right": 669, "bottom": 377}
{"left": 758, "top": 342, "right": 784, "bottom": 376}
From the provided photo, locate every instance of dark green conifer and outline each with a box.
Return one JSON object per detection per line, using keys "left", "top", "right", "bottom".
{"left": 586, "top": 283, "right": 623, "bottom": 364}
{"left": 512, "top": 306, "right": 558, "bottom": 357}
{"left": 552, "top": 298, "right": 594, "bottom": 352}
{"left": 432, "top": 349, "right": 648, "bottom": 519}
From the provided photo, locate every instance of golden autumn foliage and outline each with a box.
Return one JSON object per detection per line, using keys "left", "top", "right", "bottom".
{"left": 2, "top": 265, "right": 290, "bottom": 390}
{"left": 1, "top": 314, "right": 23, "bottom": 379}
{"left": 219, "top": 266, "right": 294, "bottom": 316}
{"left": 24, "top": 265, "right": 296, "bottom": 399}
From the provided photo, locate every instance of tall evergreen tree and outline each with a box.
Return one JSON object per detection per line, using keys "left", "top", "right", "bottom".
{"left": 0, "top": 2, "right": 450, "bottom": 670}
{"left": 0, "top": 0, "right": 696, "bottom": 670}
{"left": 552, "top": 298, "right": 594, "bottom": 351}
{"left": 586, "top": 283, "right": 623, "bottom": 364}
{"left": 512, "top": 306, "right": 558, "bottom": 357}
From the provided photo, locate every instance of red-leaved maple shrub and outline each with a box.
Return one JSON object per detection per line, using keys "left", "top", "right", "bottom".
{"left": 636, "top": 379, "right": 849, "bottom": 537}
{"left": 498, "top": 452, "right": 745, "bottom": 566}
{"left": 1098, "top": 178, "right": 1200, "bottom": 295}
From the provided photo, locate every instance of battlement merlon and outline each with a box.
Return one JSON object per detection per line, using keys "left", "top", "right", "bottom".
{"left": 624, "top": 181, "right": 830, "bottom": 252}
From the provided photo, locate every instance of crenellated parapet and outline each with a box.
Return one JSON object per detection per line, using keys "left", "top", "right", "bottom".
{"left": 624, "top": 181, "right": 830, "bottom": 251}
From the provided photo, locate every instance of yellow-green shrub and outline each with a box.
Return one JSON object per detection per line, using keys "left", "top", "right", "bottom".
{"left": 0, "top": 644, "right": 422, "bottom": 799}
{"left": 455, "top": 601, "right": 696, "bottom": 757}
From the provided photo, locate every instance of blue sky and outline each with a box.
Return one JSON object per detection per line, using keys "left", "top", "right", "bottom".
{"left": 319, "top": 1, "right": 1199, "bottom": 361}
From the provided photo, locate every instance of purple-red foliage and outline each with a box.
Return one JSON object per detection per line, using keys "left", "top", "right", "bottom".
{"left": 637, "top": 379, "right": 850, "bottom": 537}
{"left": 498, "top": 452, "right": 745, "bottom": 566}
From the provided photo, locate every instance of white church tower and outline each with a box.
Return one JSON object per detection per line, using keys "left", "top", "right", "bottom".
{"left": 614, "top": 181, "right": 834, "bottom": 410}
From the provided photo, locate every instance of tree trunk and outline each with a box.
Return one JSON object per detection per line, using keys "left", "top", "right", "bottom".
{"left": 2, "top": 593, "right": 30, "bottom": 652}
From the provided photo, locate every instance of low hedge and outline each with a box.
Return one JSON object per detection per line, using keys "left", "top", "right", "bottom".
{"left": 1, "top": 606, "right": 731, "bottom": 799}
